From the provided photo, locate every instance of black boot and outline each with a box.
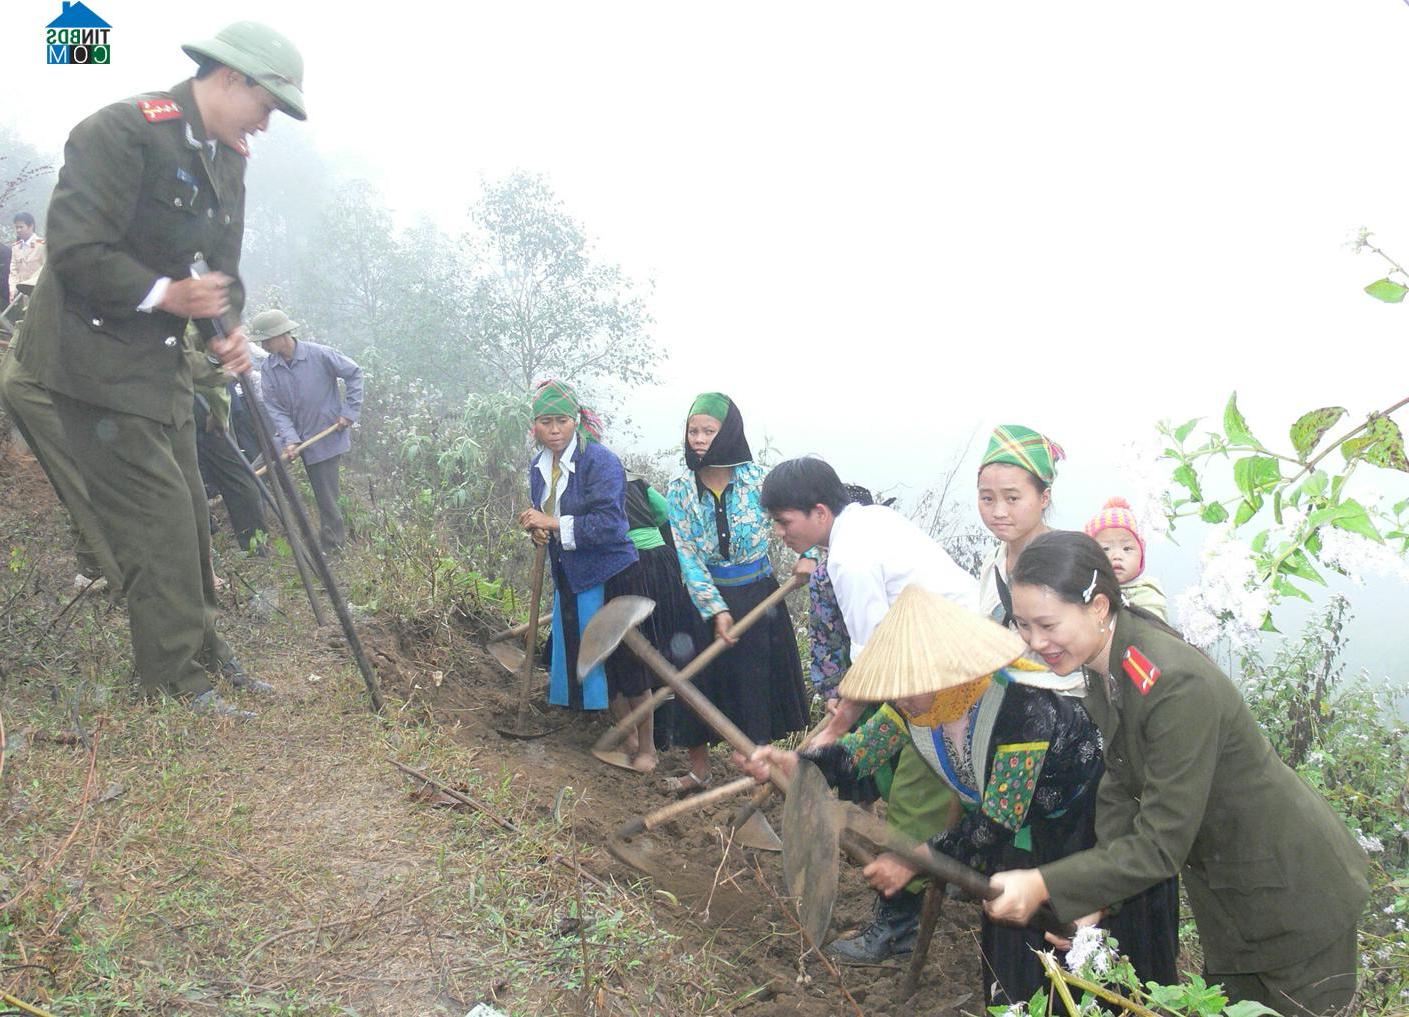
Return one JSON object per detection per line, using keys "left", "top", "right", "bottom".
{"left": 826, "top": 888, "right": 923, "bottom": 963}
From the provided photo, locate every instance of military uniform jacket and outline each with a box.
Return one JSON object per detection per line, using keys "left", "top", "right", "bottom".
{"left": 18, "top": 79, "right": 245, "bottom": 425}
{"left": 1040, "top": 610, "right": 1369, "bottom": 973}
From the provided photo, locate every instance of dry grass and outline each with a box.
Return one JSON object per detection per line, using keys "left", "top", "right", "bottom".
{"left": 0, "top": 457, "right": 739, "bottom": 1017}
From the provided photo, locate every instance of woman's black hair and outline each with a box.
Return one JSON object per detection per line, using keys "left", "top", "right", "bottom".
{"left": 1011, "top": 530, "right": 1176, "bottom": 633}
{"left": 761, "top": 457, "right": 849, "bottom": 514}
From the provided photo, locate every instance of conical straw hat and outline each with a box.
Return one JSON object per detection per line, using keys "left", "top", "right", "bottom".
{"left": 838, "top": 584, "right": 1027, "bottom": 702}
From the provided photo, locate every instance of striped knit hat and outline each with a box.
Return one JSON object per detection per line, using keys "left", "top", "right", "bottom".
{"left": 1084, "top": 497, "right": 1145, "bottom": 579}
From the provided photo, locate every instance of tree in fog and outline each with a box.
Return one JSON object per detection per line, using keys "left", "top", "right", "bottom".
{"left": 467, "top": 172, "right": 661, "bottom": 392}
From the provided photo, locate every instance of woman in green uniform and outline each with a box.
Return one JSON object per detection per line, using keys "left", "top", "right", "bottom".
{"left": 988, "top": 530, "right": 1369, "bottom": 1017}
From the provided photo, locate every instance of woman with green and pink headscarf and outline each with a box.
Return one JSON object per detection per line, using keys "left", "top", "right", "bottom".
{"left": 518, "top": 380, "right": 639, "bottom": 718}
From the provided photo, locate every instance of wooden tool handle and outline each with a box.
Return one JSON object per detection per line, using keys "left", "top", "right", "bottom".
{"left": 593, "top": 572, "right": 807, "bottom": 753}
{"left": 511, "top": 542, "right": 550, "bottom": 728}
{"left": 253, "top": 422, "right": 341, "bottom": 476}
{"left": 845, "top": 813, "right": 1076, "bottom": 938}
{"left": 486, "top": 612, "right": 553, "bottom": 646}
{"left": 616, "top": 775, "right": 758, "bottom": 839}
{"left": 730, "top": 711, "right": 833, "bottom": 830}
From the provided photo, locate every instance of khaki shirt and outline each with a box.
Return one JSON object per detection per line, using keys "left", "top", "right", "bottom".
{"left": 1039, "top": 610, "right": 1369, "bottom": 972}
{"left": 9, "top": 235, "right": 45, "bottom": 292}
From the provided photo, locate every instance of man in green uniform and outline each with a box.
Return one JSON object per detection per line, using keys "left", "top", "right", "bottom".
{"left": 0, "top": 329, "right": 122, "bottom": 590}
{"left": 14, "top": 22, "right": 306, "bottom": 715}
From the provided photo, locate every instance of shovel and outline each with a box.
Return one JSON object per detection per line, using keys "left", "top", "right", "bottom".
{"left": 589, "top": 573, "right": 806, "bottom": 767}
{"left": 494, "top": 541, "right": 558, "bottom": 740}
{"left": 577, "top": 595, "right": 1077, "bottom": 947}
{"left": 487, "top": 613, "right": 555, "bottom": 672}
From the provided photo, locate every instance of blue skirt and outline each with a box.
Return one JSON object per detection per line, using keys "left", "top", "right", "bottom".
{"left": 548, "top": 571, "right": 608, "bottom": 711}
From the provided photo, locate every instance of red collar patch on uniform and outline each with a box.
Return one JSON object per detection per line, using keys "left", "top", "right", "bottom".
{"left": 1123, "top": 645, "right": 1160, "bottom": 695}
{"left": 138, "top": 100, "right": 182, "bottom": 123}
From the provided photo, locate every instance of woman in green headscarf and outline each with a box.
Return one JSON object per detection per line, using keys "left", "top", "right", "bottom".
{"left": 661, "top": 393, "right": 809, "bottom": 792}
{"left": 518, "top": 379, "right": 638, "bottom": 714}
{"left": 976, "top": 424, "right": 1066, "bottom": 658}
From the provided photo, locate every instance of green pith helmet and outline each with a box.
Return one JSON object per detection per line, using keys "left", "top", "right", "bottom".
{"left": 247, "top": 308, "right": 299, "bottom": 342}
{"left": 182, "top": 22, "right": 307, "bottom": 121}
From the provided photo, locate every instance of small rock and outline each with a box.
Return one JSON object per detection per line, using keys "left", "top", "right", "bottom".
{"left": 98, "top": 782, "right": 125, "bottom": 804}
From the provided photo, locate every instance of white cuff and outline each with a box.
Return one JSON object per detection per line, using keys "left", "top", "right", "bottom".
{"left": 138, "top": 277, "right": 171, "bottom": 313}
{"left": 559, "top": 515, "right": 576, "bottom": 551}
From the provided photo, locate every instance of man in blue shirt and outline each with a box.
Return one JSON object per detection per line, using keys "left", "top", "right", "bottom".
{"left": 249, "top": 308, "right": 363, "bottom": 552}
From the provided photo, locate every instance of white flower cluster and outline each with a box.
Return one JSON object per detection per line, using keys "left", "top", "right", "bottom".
{"left": 1172, "top": 525, "right": 1270, "bottom": 650}
{"left": 1065, "top": 925, "right": 1114, "bottom": 974}
{"left": 1355, "top": 831, "right": 1385, "bottom": 854}
{"left": 1317, "top": 529, "right": 1409, "bottom": 587}
{"left": 1118, "top": 436, "right": 1172, "bottom": 538}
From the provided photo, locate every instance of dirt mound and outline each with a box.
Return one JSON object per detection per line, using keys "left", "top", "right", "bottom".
{"left": 369, "top": 615, "right": 988, "bottom": 1016}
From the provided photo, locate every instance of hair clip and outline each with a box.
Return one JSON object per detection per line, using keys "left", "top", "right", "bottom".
{"left": 1081, "top": 568, "right": 1099, "bottom": 603}
{"left": 1120, "top": 591, "right": 1131, "bottom": 608}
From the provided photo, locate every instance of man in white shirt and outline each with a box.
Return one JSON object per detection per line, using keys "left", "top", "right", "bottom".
{"left": 762, "top": 455, "right": 977, "bottom": 962}
{"left": 9, "top": 212, "right": 45, "bottom": 296}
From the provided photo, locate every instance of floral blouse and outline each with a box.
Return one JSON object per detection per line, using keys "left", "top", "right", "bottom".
{"left": 665, "top": 462, "right": 776, "bottom": 620}
{"left": 809, "top": 557, "right": 851, "bottom": 697}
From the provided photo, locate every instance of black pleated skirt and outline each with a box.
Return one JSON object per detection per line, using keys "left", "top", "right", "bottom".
{"left": 672, "top": 572, "right": 809, "bottom": 748}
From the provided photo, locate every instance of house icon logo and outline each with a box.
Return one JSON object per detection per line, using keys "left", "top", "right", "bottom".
{"left": 46, "top": 1, "right": 111, "bottom": 65}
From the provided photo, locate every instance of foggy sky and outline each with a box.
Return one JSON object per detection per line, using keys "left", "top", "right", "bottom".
{"left": 10, "top": 0, "right": 1409, "bottom": 682}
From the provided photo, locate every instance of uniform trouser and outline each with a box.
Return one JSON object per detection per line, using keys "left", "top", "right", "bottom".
{"left": 1209, "top": 926, "right": 1358, "bottom": 1017}
{"left": 0, "top": 350, "right": 122, "bottom": 586}
{"left": 51, "top": 391, "right": 229, "bottom": 698}
{"left": 304, "top": 454, "right": 346, "bottom": 550}
{"left": 886, "top": 742, "right": 962, "bottom": 892}
{"left": 195, "top": 421, "right": 267, "bottom": 550}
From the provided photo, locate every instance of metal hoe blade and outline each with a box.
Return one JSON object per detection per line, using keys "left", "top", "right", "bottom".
{"left": 732, "top": 810, "right": 782, "bottom": 852}
{"left": 578, "top": 596, "right": 657, "bottom": 674}
{"left": 490, "top": 639, "right": 524, "bottom": 673}
{"left": 782, "top": 758, "right": 842, "bottom": 947}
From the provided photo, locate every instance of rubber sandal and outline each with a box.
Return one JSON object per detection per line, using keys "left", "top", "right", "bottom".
{"left": 662, "top": 771, "right": 712, "bottom": 794}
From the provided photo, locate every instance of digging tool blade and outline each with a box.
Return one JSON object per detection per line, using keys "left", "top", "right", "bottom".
{"left": 577, "top": 596, "right": 657, "bottom": 674}
{"left": 732, "top": 809, "right": 782, "bottom": 852}
{"left": 490, "top": 639, "right": 525, "bottom": 673}
{"left": 782, "top": 758, "right": 842, "bottom": 946}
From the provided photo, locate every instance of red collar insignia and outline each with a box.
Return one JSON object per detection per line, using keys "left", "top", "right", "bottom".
{"left": 1123, "top": 646, "right": 1160, "bottom": 695}
{"left": 138, "top": 100, "right": 182, "bottom": 123}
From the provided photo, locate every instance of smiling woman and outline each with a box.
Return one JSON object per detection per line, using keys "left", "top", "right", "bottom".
{"left": 994, "top": 530, "right": 1371, "bottom": 1017}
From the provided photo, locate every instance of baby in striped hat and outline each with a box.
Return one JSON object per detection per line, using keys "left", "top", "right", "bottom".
{"left": 1084, "top": 497, "right": 1167, "bottom": 620}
